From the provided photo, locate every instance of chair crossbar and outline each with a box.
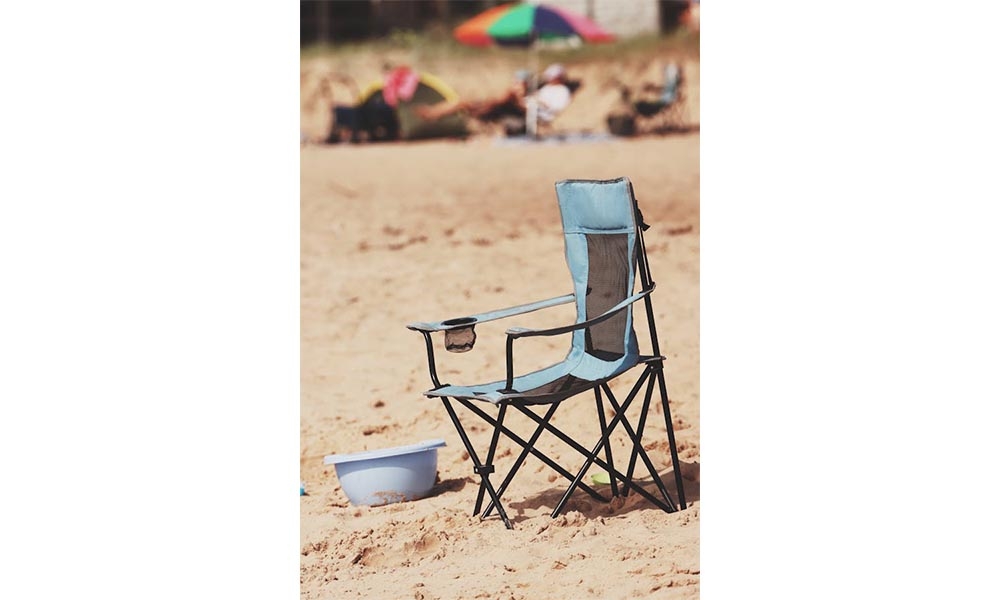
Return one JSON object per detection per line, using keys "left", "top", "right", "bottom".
{"left": 441, "top": 398, "right": 513, "bottom": 529}
{"left": 510, "top": 366, "right": 651, "bottom": 462}
{"left": 600, "top": 382, "right": 677, "bottom": 511}
{"left": 481, "top": 401, "right": 561, "bottom": 519}
{"left": 551, "top": 365, "right": 677, "bottom": 517}
{"left": 454, "top": 398, "right": 608, "bottom": 502}
{"left": 448, "top": 361, "right": 683, "bottom": 527}
{"left": 594, "top": 385, "right": 620, "bottom": 498}
{"left": 473, "top": 402, "right": 508, "bottom": 516}
{"left": 624, "top": 373, "right": 657, "bottom": 495}
{"left": 488, "top": 392, "right": 676, "bottom": 517}
{"left": 509, "top": 399, "right": 674, "bottom": 514}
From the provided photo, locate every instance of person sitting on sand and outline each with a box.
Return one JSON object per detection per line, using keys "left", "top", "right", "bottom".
{"left": 530, "top": 63, "right": 574, "bottom": 126}
{"left": 417, "top": 64, "right": 576, "bottom": 134}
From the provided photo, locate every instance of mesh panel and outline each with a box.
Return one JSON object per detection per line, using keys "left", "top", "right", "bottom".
{"left": 518, "top": 374, "right": 580, "bottom": 397}
{"left": 584, "top": 233, "right": 633, "bottom": 358}
{"left": 510, "top": 374, "right": 608, "bottom": 405}
{"left": 444, "top": 326, "right": 476, "bottom": 353}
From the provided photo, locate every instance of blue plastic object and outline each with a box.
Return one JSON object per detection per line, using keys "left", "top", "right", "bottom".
{"left": 323, "top": 439, "right": 446, "bottom": 506}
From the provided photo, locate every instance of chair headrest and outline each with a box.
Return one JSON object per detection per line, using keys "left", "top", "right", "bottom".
{"left": 555, "top": 178, "right": 636, "bottom": 233}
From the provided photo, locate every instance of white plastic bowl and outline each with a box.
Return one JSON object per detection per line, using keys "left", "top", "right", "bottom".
{"left": 323, "top": 439, "right": 446, "bottom": 506}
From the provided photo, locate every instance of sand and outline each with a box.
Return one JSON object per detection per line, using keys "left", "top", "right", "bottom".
{"left": 301, "top": 55, "right": 700, "bottom": 599}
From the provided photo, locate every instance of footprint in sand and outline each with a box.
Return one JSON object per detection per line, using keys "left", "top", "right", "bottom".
{"left": 403, "top": 531, "right": 442, "bottom": 556}
{"left": 351, "top": 545, "right": 386, "bottom": 568}
{"left": 362, "top": 423, "right": 398, "bottom": 436}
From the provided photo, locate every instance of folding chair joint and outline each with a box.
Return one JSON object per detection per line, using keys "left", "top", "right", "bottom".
{"left": 473, "top": 464, "right": 495, "bottom": 476}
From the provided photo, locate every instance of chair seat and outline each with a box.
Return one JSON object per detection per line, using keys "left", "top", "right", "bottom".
{"left": 426, "top": 354, "right": 661, "bottom": 405}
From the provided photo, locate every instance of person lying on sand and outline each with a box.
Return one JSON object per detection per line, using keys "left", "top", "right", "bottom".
{"left": 416, "top": 64, "right": 576, "bottom": 132}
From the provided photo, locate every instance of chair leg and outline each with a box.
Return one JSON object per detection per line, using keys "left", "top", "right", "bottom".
{"left": 473, "top": 402, "right": 507, "bottom": 517}
{"left": 654, "top": 364, "right": 687, "bottom": 510}
{"left": 460, "top": 399, "right": 608, "bottom": 504}
{"left": 594, "top": 386, "right": 620, "bottom": 498}
{"left": 623, "top": 373, "right": 657, "bottom": 497}
{"left": 481, "top": 402, "right": 560, "bottom": 519}
{"left": 440, "top": 397, "right": 513, "bottom": 529}
{"left": 601, "top": 382, "right": 677, "bottom": 512}
{"left": 550, "top": 367, "right": 657, "bottom": 518}
{"left": 511, "top": 401, "right": 673, "bottom": 514}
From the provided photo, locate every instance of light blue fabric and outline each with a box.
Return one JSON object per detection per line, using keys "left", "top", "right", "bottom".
{"left": 556, "top": 179, "right": 637, "bottom": 232}
{"left": 427, "top": 357, "right": 637, "bottom": 403}
{"left": 660, "top": 64, "right": 681, "bottom": 105}
{"left": 427, "top": 177, "right": 644, "bottom": 403}
{"left": 556, "top": 177, "right": 640, "bottom": 384}
{"left": 505, "top": 287, "right": 652, "bottom": 338}
{"left": 408, "top": 293, "right": 574, "bottom": 332}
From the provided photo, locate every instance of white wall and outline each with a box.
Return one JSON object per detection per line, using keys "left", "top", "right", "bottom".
{"left": 541, "top": 0, "right": 661, "bottom": 38}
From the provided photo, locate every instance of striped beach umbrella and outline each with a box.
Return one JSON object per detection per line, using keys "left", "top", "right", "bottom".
{"left": 454, "top": 2, "right": 615, "bottom": 47}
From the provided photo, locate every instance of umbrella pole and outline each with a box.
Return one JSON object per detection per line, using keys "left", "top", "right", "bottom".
{"left": 527, "top": 36, "right": 540, "bottom": 138}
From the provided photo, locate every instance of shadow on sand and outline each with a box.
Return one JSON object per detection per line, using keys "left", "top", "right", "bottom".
{"left": 475, "top": 460, "right": 700, "bottom": 526}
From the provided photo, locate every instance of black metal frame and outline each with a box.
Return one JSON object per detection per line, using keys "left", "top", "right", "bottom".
{"left": 409, "top": 188, "right": 687, "bottom": 529}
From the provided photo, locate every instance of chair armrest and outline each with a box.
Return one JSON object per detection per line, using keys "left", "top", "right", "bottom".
{"left": 496, "top": 285, "right": 655, "bottom": 393}
{"left": 505, "top": 285, "right": 655, "bottom": 339}
{"left": 406, "top": 293, "right": 575, "bottom": 333}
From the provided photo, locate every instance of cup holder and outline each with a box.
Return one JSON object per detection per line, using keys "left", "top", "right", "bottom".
{"left": 442, "top": 317, "right": 477, "bottom": 327}
{"left": 443, "top": 317, "right": 477, "bottom": 353}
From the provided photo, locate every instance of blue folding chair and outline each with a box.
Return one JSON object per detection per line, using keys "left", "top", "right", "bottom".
{"left": 635, "top": 63, "right": 683, "bottom": 118}
{"left": 408, "top": 177, "right": 687, "bottom": 529}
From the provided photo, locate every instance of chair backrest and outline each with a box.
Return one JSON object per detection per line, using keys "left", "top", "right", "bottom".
{"left": 555, "top": 178, "right": 642, "bottom": 375}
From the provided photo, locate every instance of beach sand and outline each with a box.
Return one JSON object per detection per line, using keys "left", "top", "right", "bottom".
{"left": 301, "top": 56, "right": 700, "bottom": 599}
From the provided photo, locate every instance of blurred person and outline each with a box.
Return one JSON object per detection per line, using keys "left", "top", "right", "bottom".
{"left": 417, "top": 63, "right": 577, "bottom": 134}
{"left": 531, "top": 63, "right": 573, "bottom": 125}
{"left": 416, "top": 69, "right": 531, "bottom": 123}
